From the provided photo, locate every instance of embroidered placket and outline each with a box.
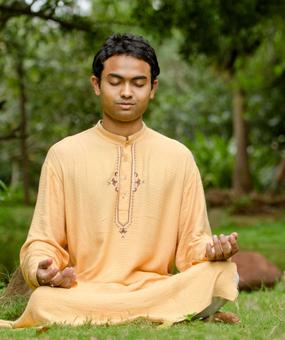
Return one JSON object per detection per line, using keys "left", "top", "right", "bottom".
{"left": 109, "top": 141, "right": 143, "bottom": 237}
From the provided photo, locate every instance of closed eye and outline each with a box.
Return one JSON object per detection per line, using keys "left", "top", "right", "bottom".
{"left": 109, "top": 80, "right": 121, "bottom": 86}
{"left": 133, "top": 81, "right": 146, "bottom": 87}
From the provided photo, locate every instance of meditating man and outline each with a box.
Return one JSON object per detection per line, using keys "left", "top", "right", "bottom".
{"left": 0, "top": 33, "right": 239, "bottom": 328}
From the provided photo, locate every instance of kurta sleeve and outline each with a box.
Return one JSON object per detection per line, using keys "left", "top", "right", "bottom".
{"left": 175, "top": 153, "right": 212, "bottom": 272}
{"left": 20, "top": 147, "right": 69, "bottom": 289}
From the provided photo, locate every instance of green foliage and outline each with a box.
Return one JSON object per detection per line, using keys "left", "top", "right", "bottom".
{"left": 146, "top": 35, "right": 232, "bottom": 138}
{"left": 1, "top": 0, "right": 285, "bottom": 199}
{"left": 0, "top": 205, "right": 33, "bottom": 281}
{"left": 134, "top": 0, "right": 285, "bottom": 193}
{"left": 134, "top": 0, "right": 285, "bottom": 72}
{"left": 0, "top": 180, "right": 8, "bottom": 202}
{"left": 183, "top": 132, "right": 234, "bottom": 189}
{"left": 244, "top": 26, "right": 285, "bottom": 153}
{"left": 144, "top": 37, "right": 235, "bottom": 189}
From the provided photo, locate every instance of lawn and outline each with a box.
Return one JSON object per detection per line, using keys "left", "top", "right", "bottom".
{"left": 0, "top": 204, "right": 284, "bottom": 339}
{"left": 0, "top": 284, "right": 284, "bottom": 339}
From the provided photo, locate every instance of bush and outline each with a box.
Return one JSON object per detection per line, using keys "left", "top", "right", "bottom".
{"left": 0, "top": 206, "right": 33, "bottom": 282}
{"left": 183, "top": 132, "right": 234, "bottom": 189}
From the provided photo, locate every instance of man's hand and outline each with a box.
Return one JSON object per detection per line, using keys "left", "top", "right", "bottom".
{"left": 206, "top": 232, "right": 239, "bottom": 261}
{"left": 36, "top": 258, "right": 77, "bottom": 288}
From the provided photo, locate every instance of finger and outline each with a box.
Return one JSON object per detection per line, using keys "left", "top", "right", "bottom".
{"left": 51, "top": 276, "right": 70, "bottom": 288}
{"left": 206, "top": 243, "right": 215, "bottom": 261}
{"left": 228, "top": 234, "right": 239, "bottom": 255}
{"left": 230, "top": 232, "right": 238, "bottom": 241}
{"left": 37, "top": 267, "right": 59, "bottom": 285}
{"left": 61, "top": 268, "right": 77, "bottom": 286}
{"left": 58, "top": 276, "right": 75, "bottom": 288}
{"left": 52, "top": 268, "right": 77, "bottom": 288}
{"left": 51, "top": 268, "right": 76, "bottom": 288}
{"left": 61, "top": 267, "right": 75, "bottom": 277}
{"left": 50, "top": 271, "right": 65, "bottom": 287}
{"left": 213, "top": 235, "right": 223, "bottom": 260}
{"left": 38, "top": 258, "right": 53, "bottom": 270}
{"left": 219, "top": 234, "right": 232, "bottom": 258}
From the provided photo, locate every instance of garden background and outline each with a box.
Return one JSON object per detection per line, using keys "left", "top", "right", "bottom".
{"left": 0, "top": 0, "right": 285, "bottom": 339}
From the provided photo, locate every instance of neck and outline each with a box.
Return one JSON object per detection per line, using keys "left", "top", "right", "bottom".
{"left": 102, "top": 115, "right": 143, "bottom": 137}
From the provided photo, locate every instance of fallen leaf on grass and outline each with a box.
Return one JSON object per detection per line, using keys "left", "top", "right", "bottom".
{"left": 35, "top": 326, "right": 50, "bottom": 335}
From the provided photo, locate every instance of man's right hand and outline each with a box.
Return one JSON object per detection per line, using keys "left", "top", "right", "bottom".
{"left": 36, "top": 258, "right": 77, "bottom": 288}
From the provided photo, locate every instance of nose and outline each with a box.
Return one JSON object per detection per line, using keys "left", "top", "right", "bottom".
{"left": 120, "top": 82, "right": 133, "bottom": 98}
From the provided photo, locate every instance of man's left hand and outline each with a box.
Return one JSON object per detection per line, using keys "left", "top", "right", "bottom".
{"left": 206, "top": 232, "right": 239, "bottom": 261}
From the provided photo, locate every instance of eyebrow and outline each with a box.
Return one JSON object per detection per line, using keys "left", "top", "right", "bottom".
{"left": 107, "top": 73, "right": 147, "bottom": 81}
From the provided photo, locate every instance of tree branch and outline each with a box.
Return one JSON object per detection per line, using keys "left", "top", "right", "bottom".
{"left": 0, "top": 2, "right": 97, "bottom": 33}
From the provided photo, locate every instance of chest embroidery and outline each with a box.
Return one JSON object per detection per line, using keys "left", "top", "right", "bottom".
{"left": 109, "top": 171, "right": 119, "bottom": 191}
{"left": 108, "top": 143, "right": 144, "bottom": 237}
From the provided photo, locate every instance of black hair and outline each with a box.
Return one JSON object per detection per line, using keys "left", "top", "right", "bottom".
{"left": 92, "top": 33, "right": 160, "bottom": 84}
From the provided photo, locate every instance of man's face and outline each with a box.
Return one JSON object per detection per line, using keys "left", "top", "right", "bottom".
{"left": 91, "top": 55, "right": 158, "bottom": 123}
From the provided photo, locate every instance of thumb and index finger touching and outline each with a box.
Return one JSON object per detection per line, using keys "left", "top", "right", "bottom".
{"left": 38, "top": 258, "right": 53, "bottom": 269}
{"left": 37, "top": 258, "right": 59, "bottom": 285}
{"left": 37, "top": 258, "right": 77, "bottom": 288}
{"left": 206, "top": 231, "right": 239, "bottom": 261}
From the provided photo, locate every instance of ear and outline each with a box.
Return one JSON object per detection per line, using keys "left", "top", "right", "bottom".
{"left": 90, "top": 75, "right": 101, "bottom": 96}
{"left": 150, "top": 79, "right": 158, "bottom": 100}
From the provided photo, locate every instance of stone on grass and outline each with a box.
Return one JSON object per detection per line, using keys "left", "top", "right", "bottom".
{"left": 232, "top": 251, "right": 282, "bottom": 291}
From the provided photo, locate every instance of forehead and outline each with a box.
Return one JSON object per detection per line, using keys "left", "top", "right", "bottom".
{"left": 102, "top": 55, "right": 151, "bottom": 78}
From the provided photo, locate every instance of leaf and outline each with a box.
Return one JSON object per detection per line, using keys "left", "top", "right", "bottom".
{"left": 185, "top": 313, "right": 197, "bottom": 322}
{"left": 35, "top": 326, "right": 50, "bottom": 335}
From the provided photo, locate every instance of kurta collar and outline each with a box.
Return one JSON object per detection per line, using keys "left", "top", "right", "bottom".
{"left": 94, "top": 120, "right": 147, "bottom": 145}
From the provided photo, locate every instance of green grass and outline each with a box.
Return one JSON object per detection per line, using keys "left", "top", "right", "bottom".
{"left": 0, "top": 283, "right": 284, "bottom": 339}
{"left": 0, "top": 296, "right": 28, "bottom": 321}
{"left": 0, "top": 204, "right": 285, "bottom": 339}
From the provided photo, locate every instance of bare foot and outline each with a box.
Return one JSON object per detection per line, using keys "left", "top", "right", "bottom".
{"left": 204, "top": 311, "right": 240, "bottom": 324}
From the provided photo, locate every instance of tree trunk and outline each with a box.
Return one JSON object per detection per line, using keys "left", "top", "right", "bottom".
{"left": 273, "top": 157, "right": 285, "bottom": 191}
{"left": 232, "top": 86, "right": 252, "bottom": 196}
{"left": 10, "top": 158, "right": 20, "bottom": 190}
{"left": 0, "top": 267, "right": 31, "bottom": 303}
{"left": 16, "top": 56, "right": 30, "bottom": 205}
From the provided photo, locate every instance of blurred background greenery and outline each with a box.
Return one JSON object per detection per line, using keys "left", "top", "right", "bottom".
{"left": 0, "top": 0, "right": 285, "bottom": 280}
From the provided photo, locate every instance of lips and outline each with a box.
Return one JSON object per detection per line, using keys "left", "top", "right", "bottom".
{"left": 117, "top": 102, "right": 135, "bottom": 105}
{"left": 117, "top": 102, "right": 135, "bottom": 109}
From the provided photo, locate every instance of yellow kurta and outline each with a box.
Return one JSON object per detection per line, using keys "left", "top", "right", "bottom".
{"left": 0, "top": 122, "right": 238, "bottom": 328}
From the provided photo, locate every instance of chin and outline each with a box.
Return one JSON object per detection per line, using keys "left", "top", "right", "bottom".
{"left": 109, "top": 113, "right": 142, "bottom": 123}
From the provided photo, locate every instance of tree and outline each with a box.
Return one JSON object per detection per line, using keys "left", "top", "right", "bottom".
{"left": 0, "top": 0, "right": 136, "bottom": 203}
{"left": 242, "top": 23, "right": 285, "bottom": 190}
{"left": 133, "top": 0, "right": 285, "bottom": 196}
{"left": 0, "top": 0, "right": 98, "bottom": 33}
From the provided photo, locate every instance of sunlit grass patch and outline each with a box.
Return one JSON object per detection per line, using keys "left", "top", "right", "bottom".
{"left": 0, "top": 284, "right": 284, "bottom": 339}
